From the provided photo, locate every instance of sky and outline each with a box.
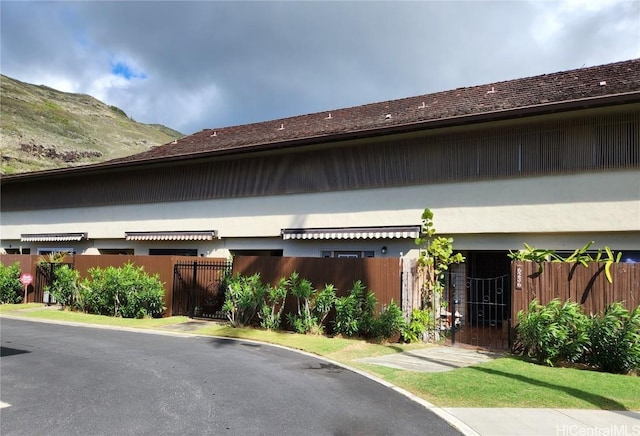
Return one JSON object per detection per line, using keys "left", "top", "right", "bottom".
{"left": 1, "top": 1, "right": 639, "bottom": 136}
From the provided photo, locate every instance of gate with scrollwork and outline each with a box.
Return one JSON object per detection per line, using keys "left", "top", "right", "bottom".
{"left": 172, "top": 260, "right": 232, "bottom": 318}
{"left": 442, "top": 273, "right": 511, "bottom": 350}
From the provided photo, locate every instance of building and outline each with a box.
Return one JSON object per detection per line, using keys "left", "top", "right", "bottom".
{"left": 2, "top": 59, "right": 639, "bottom": 281}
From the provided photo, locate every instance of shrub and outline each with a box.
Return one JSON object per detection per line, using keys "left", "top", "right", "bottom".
{"left": 586, "top": 303, "right": 640, "bottom": 374}
{"left": 47, "top": 265, "right": 80, "bottom": 307}
{"left": 222, "top": 273, "right": 265, "bottom": 327}
{"left": 0, "top": 262, "right": 23, "bottom": 304}
{"left": 259, "top": 278, "right": 288, "bottom": 330}
{"left": 517, "top": 299, "right": 589, "bottom": 366}
{"left": 286, "top": 272, "right": 315, "bottom": 334}
{"left": 333, "top": 281, "right": 377, "bottom": 337}
{"left": 310, "top": 284, "right": 336, "bottom": 334}
{"left": 82, "top": 263, "right": 165, "bottom": 318}
{"left": 374, "top": 300, "right": 406, "bottom": 341}
{"left": 402, "top": 308, "right": 431, "bottom": 343}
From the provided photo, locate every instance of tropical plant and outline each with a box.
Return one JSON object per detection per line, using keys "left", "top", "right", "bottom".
{"left": 0, "top": 262, "right": 23, "bottom": 304}
{"left": 333, "top": 280, "right": 377, "bottom": 337}
{"left": 509, "top": 241, "right": 622, "bottom": 283}
{"left": 517, "top": 299, "right": 590, "bottom": 366}
{"left": 81, "top": 263, "right": 165, "bottom": 318}
{"left": 47, "top": 265, "right": 80, "bottom": 307}
{"left": 415, "top": 208, "right": 465, "bottom": 304}
{"left": 259, "top": 277, "right": 288, "bottom": 330}
{"left": 283, "top": 271, "right": 315, "bottom": 333}
{"left": 222, "top": 273, "right": 265, "bottom": 327}
{"left": 310, "top": 283, "right": 337, "bottom": 334}
{"left": 586, "top": 303, "right": 640, "bottom": 374}
{"left": 373, "top": 300, "right": 406, "bottom": 341}
{"left": 401, "top": 308, "right": 431, "bottom": 343}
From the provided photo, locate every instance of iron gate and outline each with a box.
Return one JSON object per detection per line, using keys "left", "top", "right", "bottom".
{"left": 172, "top": 260, "right": 232, "bottom": 318}
{"left": 34, "top": 261, "right": 74, "bottom": 304}
{"left": 427, "top": 273, "right": 511, "bottom": 350}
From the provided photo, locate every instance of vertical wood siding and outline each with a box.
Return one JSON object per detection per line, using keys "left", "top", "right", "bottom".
{"left": 232, "top": 256, "right": 401, "bottom": 311}
{"left": 2, "top": 110, "right": 638, "bottom": 211}
{"left": 511, "top": 261, "right": 640, "bottom": 317}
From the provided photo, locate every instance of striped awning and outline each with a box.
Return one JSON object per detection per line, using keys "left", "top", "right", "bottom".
{"left": 281, "top": 225, "right": 421, "bottom": 240}
{"left": 125, "top": 230, "right": 217, "bottom": 241}
{"left": 21, "top": 233, "right": 87, "bottom": 242}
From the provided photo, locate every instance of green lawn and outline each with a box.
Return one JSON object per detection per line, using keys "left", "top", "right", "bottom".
{"left": 2, "top": 305, "right": 638, "bottom": 411}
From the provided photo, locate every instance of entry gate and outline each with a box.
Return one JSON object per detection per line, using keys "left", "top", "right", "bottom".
{"left": 439, "top": 273, "right": 511, "bottom": 350}
{"left": 172, "top": 260, "right": 232, "bottom": 318}
{"left": 34, "top": 261, "right": 74, "bottom": 304}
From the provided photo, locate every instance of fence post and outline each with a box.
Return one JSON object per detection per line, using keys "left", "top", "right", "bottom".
{"left": 449, "top": 274, "right": 456, "bottom": 346}
{"left": 190, "top": 261, "right": 197, "bottom": 318}
{"left": 47, "top": 262, "right": 56, "bottom": 306}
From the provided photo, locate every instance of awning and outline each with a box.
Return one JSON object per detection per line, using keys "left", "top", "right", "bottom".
{"left": 125, "top": 230, "right": 217, "bottom": 241}
{"left": 281, "top": 225, "right": 420, "bottom": 240}
{"left": 21, "top": 232, "right": 87, "bottom": 242}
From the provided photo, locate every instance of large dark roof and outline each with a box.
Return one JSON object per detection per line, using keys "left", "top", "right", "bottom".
{"left": 4, "top": 58, "right": 640, "bottom": 180}
{"left": 113, "top": 58, "right": 639, "bottom": 164}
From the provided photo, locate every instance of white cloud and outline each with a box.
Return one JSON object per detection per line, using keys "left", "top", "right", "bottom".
{"left": 1, "top": 0, "right": 638, "bottom": 135}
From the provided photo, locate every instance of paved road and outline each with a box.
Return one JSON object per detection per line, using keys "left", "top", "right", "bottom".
{"left": 0, "top": 318, "right": 461, "bottom": 436}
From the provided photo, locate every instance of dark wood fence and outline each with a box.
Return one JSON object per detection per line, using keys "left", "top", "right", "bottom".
{"left": 233, "top": 256, "right": 402, "bottom": 309}
{"left": 232, "top": 256, "right": 402, "bottom": 332}
{"left": 511, "top": 261, "right": 640, "bottom": 317}
{"left": 0, "top": 254, "right": 218, "bottom": 315}
{"left": 2, "top": 254, "right": 402, "bottom": 321}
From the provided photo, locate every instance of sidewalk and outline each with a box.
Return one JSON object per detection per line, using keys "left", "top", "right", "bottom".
{"left": 357, "top": 346, "right": 640, "bottom": 436}
{"left": 442, "top": 408, "right": 640, "bottom": 436}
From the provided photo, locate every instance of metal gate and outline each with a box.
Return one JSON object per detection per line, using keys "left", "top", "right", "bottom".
{"left": 34, "top": 261, "right": 74, "bottom": 304}
{"left": 444, "top": 273, "right": 511, "bottom": 350}
{"left": 172, "top": 260, "right": 232, "bottom": 318}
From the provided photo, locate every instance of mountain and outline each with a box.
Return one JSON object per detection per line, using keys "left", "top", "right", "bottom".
{"left": 0, "top": 75, "right": 184, "bottom": 174}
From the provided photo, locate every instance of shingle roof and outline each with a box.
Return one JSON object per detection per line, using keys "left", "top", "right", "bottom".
{"left": 9, "top": 59, "right": 640, "bottom": 177}
{"left": 112, "top": 58, "right": 638, "bottom": 164}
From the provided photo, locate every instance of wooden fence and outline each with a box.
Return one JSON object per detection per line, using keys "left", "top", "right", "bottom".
{"left": 511, "top": 261, "right": 640, "bottom": 316}
{"left": 0, "top": 254, "right": 209, "bottom": 315}
{"left": 232, "top": 256, "right": 402, "bottom": 309}
{"left": 2, "top": 254, "right": 403, "bottom": 319}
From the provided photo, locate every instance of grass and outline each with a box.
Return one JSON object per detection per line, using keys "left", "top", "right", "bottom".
{"left": 2, "top": 304, "right": 639, "bottom": 411}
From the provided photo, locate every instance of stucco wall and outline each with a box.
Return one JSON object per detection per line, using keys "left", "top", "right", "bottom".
{"left": 2, "top": 170, "right": 639, "bottom": 254}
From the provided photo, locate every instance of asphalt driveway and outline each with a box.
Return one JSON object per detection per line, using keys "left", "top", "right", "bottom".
{"left": 0, "top": 318, "right": 461, "bottom": 436}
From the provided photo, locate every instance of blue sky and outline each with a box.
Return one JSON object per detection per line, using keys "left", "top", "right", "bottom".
{"left": 1, "top": 1, "right": 638, "bottom": 135}
{"left": 111, "top": 62, "right": 147, "bottom": 81}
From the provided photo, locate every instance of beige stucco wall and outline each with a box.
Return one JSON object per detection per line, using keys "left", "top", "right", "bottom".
{"left": 2, "top": 169, "right": 639, "bottom": 254}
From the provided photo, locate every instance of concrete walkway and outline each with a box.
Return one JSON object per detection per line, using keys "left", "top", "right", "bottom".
{"left": 357, "top": 345, "right": 502, "bottom": 372}
{"left": 357, "top": 346, "right": 640, "bottom": 436}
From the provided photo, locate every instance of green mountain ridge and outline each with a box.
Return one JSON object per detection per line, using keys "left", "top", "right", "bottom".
{"left": 0, "top": 74, "right": 184, "bottom": 174}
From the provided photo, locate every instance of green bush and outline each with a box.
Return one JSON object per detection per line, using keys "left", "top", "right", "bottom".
{"left": 222, "top": 273, "right": 265, "bottom": 327}
{"left": 517, "top": 299, "right": 589, "bottom": 366}
{"left": 81, "top": 263, "right": 165, "bottom": 318}
{"left": 286, "top": 272, "right": 315, "bottom": 334}
{"left": 310, "top": 284, "right": 336, "bottom": 334}
{"left": 333, "top": 281, "right": 377, "bottom": 337}
{"left": 0, "top": 262, "right": 23, "bottom": 304}
{"left": 374, "top": 300, "right": 406, "bottom": 341}
{"left": 402, "top": 308, "right": 431, "bottom": 343}
{"left": 586, "top": 303, "right": 640, "bottom": 374}
{"left": 48, "top": 265, "right": 80, "bottom": 307}
{"left": 259, "top": 278, "right": 288, "bottom": 330}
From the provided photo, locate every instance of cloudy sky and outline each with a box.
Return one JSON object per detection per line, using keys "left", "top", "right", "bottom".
{"left": 2, "top": 1, "right": 639, "bottom": 135}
